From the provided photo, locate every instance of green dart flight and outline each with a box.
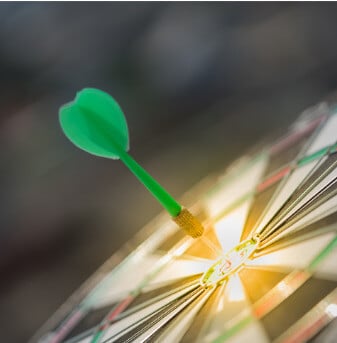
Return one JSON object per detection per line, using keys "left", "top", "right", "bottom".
{"left": 59, "top": 88, "right": 204, "bottom": 238}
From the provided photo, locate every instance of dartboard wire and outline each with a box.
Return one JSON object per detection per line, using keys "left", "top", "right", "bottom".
{"left": 257, "top": 203, "right": 337, "bottom": 253}
{"left": 262, "top": 218, "right": 337, "bottom": 256}
{"left": 211, "top": 142, "right": 334, "bottom": 228}
{"left": 42, "top": 177, "right": 222, "bottom": 342}
{"left": 33, "top": 109, "right": 333, "bottom": 343}
{"left": 274, "top": 288, "right": 337, "bottom": 343}
{"left": 101, "top": 109, "right": 332, "bottom": 342}
{"left": 63, "top": 278, "right": 203, "bottom": 343}
{"left": 181, "top": 281, "right": 228, "bottom": 343}
{"left": 96, "top": 214, "right": 337, "bottom": 342}
{"left": 251, "top": 148, "right": 337, "bottom": 244}
{"left": 202, "top": 145, "right": 337, "bottom": 259}
{"left": 112, "top": 278, "right": 202, "bottom": 321}
{"left": 255, "top": 216, "right": 337, "bottom": 257}
{"left": 88, "top": 219, "right": 222, "bottom": 343}
{"left": 46, "top": 236, "right": 190, "bottom": 343}
{"left": 155, "top": 287, "right": 216, "bottom": 343}
{"left": 82, "top": 239, "right": 222, "bottom": 342}
{"left": 211, "top": 234, "right": 337, "bottom": 343}
{"left": 101, "top": 287, "right": 210, "bottom": 343}
{"left": 257, "top": 154, "right": 337, "bottom": 243}
{"left": 103, "top": 287, "right": 204, "bottom": 342}
{"left": 88, "top": 238, "right": 193, "bottom": 342}
{"left": 46, "top": 115, "right": 336, "bottom": 343}
{"left": 50, "top": 196, "right": 320, "bottom": 342}
{"left": 206, "top": 143, "right": 335, "bottom": 252}
{"left": 43, "top": 211, "right": 187, "bottom": 342}
{"left": 257, "top": 177, "right": 337, "bottom": 248}
{"left": 90, "top": 112, "right": 334, "bottom": 342}
{"left": 60, "top": 280, "right": 213, "bottom": 343}
{"left": 258, "top": 145, "right": 337, "bottom": 241}
{"left": 197, "top": 269, "right": 308, "bottom": 342}
{"left": 206, "top": 112, "right": 327, "bottom": 199}
{"left": 251, "top": 158, "right": 323, "bottom": 243}
{"left": 200, "top": 146, "right": 335, "bottom": 280}
{"left": 45, "top": 215, "right": 219, "bottom": 343}
{"left": 263, "top": 144, "right": 337, "bottom": 221}
{"left": 250, "top": 108, "right": 337, "bottom": 242}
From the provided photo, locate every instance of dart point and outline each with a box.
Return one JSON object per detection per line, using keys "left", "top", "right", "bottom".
{"left": 172, "top": 208, "right": 204, "bottom": 238}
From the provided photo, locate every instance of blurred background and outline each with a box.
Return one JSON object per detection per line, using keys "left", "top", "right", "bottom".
{"left": 1, "top": 3, "right": 337, "bottom": 342}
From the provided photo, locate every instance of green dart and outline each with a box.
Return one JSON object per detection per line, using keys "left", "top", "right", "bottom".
{"left": 59, "top": 88, "right": 204, "bottom": 238}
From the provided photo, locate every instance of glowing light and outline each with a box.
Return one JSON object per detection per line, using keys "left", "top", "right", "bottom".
{"left": 200, "top": 238, "right": 258, "bottom": 287}
{"left": 205, "top": 157, "right": 267, "bottom": 217}
{"left": 170, "top": 237, "right": 193, "bottom": 257}
{"left": 214, "top": 202, "right": 251, "bottom": 252}
{"left": 326, "top": 304, "right": 337, "bottom": 318}
{"left": 276, "top": 281, "right": 293, "bottom": 298}
{"left": 216, "top": 285, "right": 227, "bottom": 312}
{"left": 227, "top": 274, "right": 245, "bottom": 302}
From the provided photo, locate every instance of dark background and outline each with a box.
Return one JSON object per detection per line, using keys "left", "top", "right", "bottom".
{"left": 1, "top": 3, "right": 337, "bottom": 343}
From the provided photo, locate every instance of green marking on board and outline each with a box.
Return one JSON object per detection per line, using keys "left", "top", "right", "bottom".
{"left": 297, "top": 146, "right": 330, "bottom": 167}
{"left": 308, "top": 235, "right": 337, "bottom": 272}
{"left": 212, "top": 316, "right": 253, "bottom": 343}
{"left": 91, "top": 330, "right": 104, "bottom": 343}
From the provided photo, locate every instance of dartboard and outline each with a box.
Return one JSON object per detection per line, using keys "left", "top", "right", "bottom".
{"left": 33, "top": 101, "right": 337, "bottom": 343}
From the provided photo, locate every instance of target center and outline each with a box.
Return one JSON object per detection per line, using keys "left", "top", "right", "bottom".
{"left": 200, "top": 237, "right": 259, "bottom": 287}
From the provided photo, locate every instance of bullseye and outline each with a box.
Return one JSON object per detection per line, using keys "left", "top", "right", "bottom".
{"left": 200, "top": 237, "right": 259, "bottom": 287}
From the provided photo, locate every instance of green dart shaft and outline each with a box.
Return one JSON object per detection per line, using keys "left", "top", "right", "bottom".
{"left": 117, "top": 147, "right": 181, "bottom": 217}
{"left": 114, "top": 144, "right": 204, "bottom": 238}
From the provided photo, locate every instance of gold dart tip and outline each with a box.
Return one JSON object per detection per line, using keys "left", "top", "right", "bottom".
{"left": 172, "top": 208, "right": 204, "bottom": 238}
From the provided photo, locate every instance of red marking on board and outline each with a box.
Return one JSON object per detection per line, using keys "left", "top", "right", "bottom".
{"left": 270, "top": 116, "right": 324, "bottom": 155}
{"left": 50, "top": 308, "right": 85, "bottom": 343}
{"left": 257, "top": 166, "right": 291, "bottom": 192}
{"left": 282, "top": 316, "right": 327, "bottom": 343}
{"left": 103, "top": 295, "right": 135, "bottom": 328}
{"left": 253, "top": 271, "right": 309, "bottom": 318}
